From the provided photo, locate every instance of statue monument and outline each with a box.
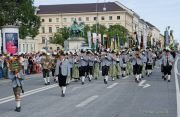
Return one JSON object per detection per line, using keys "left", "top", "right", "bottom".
{"left": 65, "top": 19, "right": 86, "bottom": 51}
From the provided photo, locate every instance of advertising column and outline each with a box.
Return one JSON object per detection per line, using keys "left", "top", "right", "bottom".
{"left": 1, "top": 26, "right": 19, "bottom": 54}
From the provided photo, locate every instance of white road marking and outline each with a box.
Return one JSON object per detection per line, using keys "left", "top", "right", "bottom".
{"left": 138, "top": 80, "right": 146, "bottom": 86}
{"left": 107, "top": 83, "right": 119, "bottom": 89}
{"left": 0, "top": 84, "right": 58, "bottom": 105}
{"left": 122, "top": 76, "right": 129, "bottom": 79}
{"left": 76, "top": 95, "right": 99, "bottom": 108}
{"left": 174, "top": 57, "right": 180, "bottom": 117}
{"left": 143, "top": 84, "right": 151, "bottom": 88}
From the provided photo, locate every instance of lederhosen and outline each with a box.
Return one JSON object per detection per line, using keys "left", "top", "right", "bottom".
{"left": 102, "top": 58, "right": 109, "bottom": 76}
{"left": 58, "top": 63, "right": 67, "bottom": 87}
{"left": 164, "top": 56, "right": 172, "bottom": 75}
{"left": 133, "top": 59, "right": 141, "bottom": 75}
{"left": 121, "top": 57, "right": 126, "bottom": 71}
{"left": 79, "top": 57, "right": 87, "bottom": 77}
{"left": 146, "top": 57, "right": 152, "bottom": 70}
{"left": 87, "top": 58, "right": 93, "bottom": 76}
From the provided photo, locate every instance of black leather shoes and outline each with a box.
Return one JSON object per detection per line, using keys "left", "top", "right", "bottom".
{"left": 14, "top": 107, "right": 21, "bottom": 112}
{"left": 61, "top": 94, "right": 65, "bottom": 97}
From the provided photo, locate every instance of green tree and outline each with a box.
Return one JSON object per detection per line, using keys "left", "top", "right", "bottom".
{"left": 52, "top": 27, "right": 69, "bottom": 47}
{"left": 91, "top": 23, "right": 107, "bottom": 35}
{"left": 108, "top": 24, "right": 128, "bottom": 45}
{"left": 83, "top": 25, "right": 91, "bottom": 43}
{"left": 0, "top": 0, "right": 40, "bottom": 39}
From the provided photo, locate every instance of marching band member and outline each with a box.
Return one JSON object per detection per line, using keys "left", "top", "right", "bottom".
{"left": 127, "top": 50, "right": 133, "bottom": 75}
{"left": 109, "top": 51, "right": 118, "bottom": 81}
{"left": 72, "top": 53, "right": 80, "bottom": 80}
{"left": 141, "top": 50, "right": 147, "bottom": 78}
{"left": 116, "top": 53, "right": 121, "bottom": 79}
{"left": 8, "top": 55, "right": 24, "bottom": 112}
{"left": 145, "top": 48, "right": 154, "bottom": 76}
{"left": 87, "top": 50, "right": 94, "bottom": 82}
{"left": 55, "top": 53, "right": 70, "bottom": 97}
{"left": 51, "top": 54, "right": 57, "bottom": 83}
{"left": 160, "top": 49, "right": 166, "bottom": 79}
{"left": 120, "top": 50, "right": 128, "bottom": 77}
{"left": 79, "top": 50, "right": 89, "bottom": 85}
{"left": 101, "top": 50, "right": 111, "bottom": 84}
{"left": 93, "top": 52, "right": 100, "bottom": 80}
{"left": 132, "top": 48, "right": 143, "bottom": 83}
{"left": 162, "top": 48, "right": 174, "bottom": 82}
{"left": 41, "top": 53, "right": 51, "bottom": 85}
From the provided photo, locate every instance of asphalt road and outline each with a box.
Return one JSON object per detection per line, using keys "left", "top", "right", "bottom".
{"left": 0, "top": 57, "right": 179, "bottom": 117}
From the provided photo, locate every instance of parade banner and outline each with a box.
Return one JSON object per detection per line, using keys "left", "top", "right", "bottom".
{"left": 5, "top": 33, "right": 18, "bottom": 54}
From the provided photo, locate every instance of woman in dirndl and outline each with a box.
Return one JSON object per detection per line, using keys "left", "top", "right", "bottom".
{"left": 115, "top": 53, "right": 121, "bottom": 79}
{"left": 109, "top": 51, "right": 117, "bottom": 81}
{"left": 72, "top": 53, "right": 80, "bottom": 81}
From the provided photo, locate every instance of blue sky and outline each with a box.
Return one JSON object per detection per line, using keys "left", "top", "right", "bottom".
{"left": 34, "top": 0, "right": 180, "bottom": 40}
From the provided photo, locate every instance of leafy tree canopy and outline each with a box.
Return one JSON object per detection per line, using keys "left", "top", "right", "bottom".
{"left": 0, "top": 0, "right": 40, "bottom": 39}
{"left": 52, "top": 27, "right": 69, "bottom": 47}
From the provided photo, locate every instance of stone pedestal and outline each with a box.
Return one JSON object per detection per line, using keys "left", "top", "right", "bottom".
{"left": 64, "top": 37, "right": 85, "bottom": 51}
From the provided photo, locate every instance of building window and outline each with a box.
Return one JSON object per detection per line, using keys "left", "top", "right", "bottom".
{"left": 42, "top": 37, "right": 45, "bottom": 44}
{"left": 117, "top": 16, "right": 120, "bottom": 20}
{"left": 109, "top": 16, "right": 113, "bottom": 20}
{"left": 42, "top": 27, "right": 45, "bottom": 33}
{"left": 101, "top": 16, "right": 105, "bottom": 21}
{"left": 86, "top": 17, "right": 89, "bottom": 21}
{"left": 78, "top": 17, "right": 82, "bottom": 21}
{"left": 56, "top": 27, "right": 59, "bottom": 32}
{"left": 94, "top": 17, "right": 97, "bottom": 21}
{"left": 63, "top": 18, "right": 67, "bottom": 22}
{"left": 49, "top": 27, "right": 52, "bottom": 33}
{"left": 49, "top": 37, "right": 53, "bottom": 43}
{"left": 42, "top": 19, "right": 45, "bottom": 22}
{"left": 49, "top": 18, "right": 52, "bottom": 22}
{"left": 56, "top": 18, "right": 59, "bottom": 22}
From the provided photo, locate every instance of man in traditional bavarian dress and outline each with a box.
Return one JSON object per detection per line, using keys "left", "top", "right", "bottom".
{"left": 160, "top": 49, "right": 166, "bottom": 79}
{"left": 79, "top": 50, "right": 89, "bottom": 85}
{"left": 87, "top": 50, "right": 94, "bottom": 82}
{"left": 101, "top": 50, "right": 111, "bottom": 84}
{"left": 161, "top": 48, "right": 174, "bottom": 82}
{"left": 132, "top": 48, "right": 143, "bottom": 83}
{"left": 145, "top": 48, "right": 154, "bottom": 77}
{"left": 93, "top": 52, "right": 100, "bottom": 80}
{"left": 51, "top": 54, "right": 57, "bottom": 83}
{"left": 120, "top": 50, "right": 128, "bottom": 77}
{"left": 8, "top": 54, "right": 24, "bottom": 112}
{"left": 141, "top": 50, "right": 147, "bottom": 78}
{"left": 55, "top": 52, "right": 70, "bottom": 97}
{"left": 41, "top": 53, "right": 51, "bottom": 85}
